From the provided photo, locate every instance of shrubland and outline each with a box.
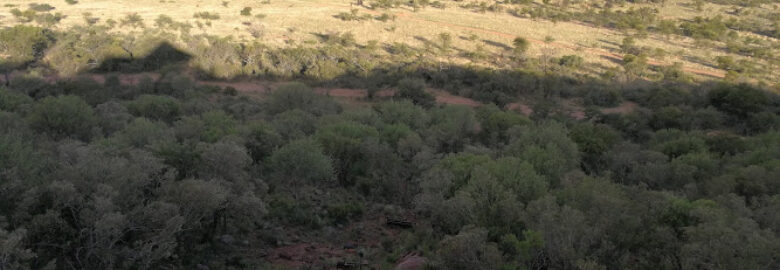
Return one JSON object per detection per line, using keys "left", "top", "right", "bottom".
{"left": 0, "top": 0, "right": 779, "bottom": 269}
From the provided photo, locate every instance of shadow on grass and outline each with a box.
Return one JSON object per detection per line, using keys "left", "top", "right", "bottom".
{"left": 95, "top": 42, "right": 192, "bottom": 73}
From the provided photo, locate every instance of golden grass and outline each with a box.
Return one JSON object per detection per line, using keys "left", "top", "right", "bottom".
{"left": 1, "top": 0, "right": 777, "bottom": 82}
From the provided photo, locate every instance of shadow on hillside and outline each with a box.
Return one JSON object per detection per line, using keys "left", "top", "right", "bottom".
{"left": 413, "top": 36, "right": 433, "bottom": 46}
{"left": 482, "top": 39, "right": 511, "bottom": 51}
{"left": 94, "top": 42, "right": 192, "bottom": 73}
{"left": 598, "top": 39, "right": 620, "bottom": 52}
{"left": 600, "top": 55, "right": 624, "bottom": 65}
{"left": 2, "top": 36, "right": 707, "bottom": 112}
{"left": 682, "top": 55, "right": 719, "bottom": 70}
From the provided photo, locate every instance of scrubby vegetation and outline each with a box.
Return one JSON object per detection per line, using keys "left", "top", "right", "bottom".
{"left": 0, "top": 0, "right": 779, "bottom": 269}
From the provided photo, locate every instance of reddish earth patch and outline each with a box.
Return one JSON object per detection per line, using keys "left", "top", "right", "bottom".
{"left": 559, "top": 99, "right": 587, "bottom": 120}
{"left": 267, "top": 242, "right": 353, "bottom": 269}
{"left": 507, "top": 102, "right": 533, "bottom": 116}
{"left": 264, "top": 212, "right": 419, "bottom": 269}
{"left": 395, "top": 252, "right": 427, "bottom": 270}
{"left": 569, "top": 109, "right": 586, "bottom": 120}
{"left": 87, "top": 72, "right": 161, "bottom": 85}
{"left": 315, "top": 87, "right": 366, "bottom": 98}
{"left": 601, "top": 101, "right": 638, "bottom": 114}
{"left": 204, "top": 81, "right": 274, "bottom": 93}
{"left": 429, "top": 89, "right": 482, "bottom": 107}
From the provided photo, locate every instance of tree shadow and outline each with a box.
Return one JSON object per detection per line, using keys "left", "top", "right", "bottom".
{"left": 95, "top": 41, "right": 192, "bottom": 73}
{"left": 597, "top": 39, "right": 626, "bottom": 55}
{"left": 482, "top": 39, "right": 511, "bottom": 51}
{"left": 311, "top": 32, "right": 330, "bottom": 43}
{"left": 413, "top": 35, "right": 433, "bottom": 46}
{"left": 681, "top": 55, "right": 718, "bottom": 70}
{"left": 600, "top": 55, "right": 624, "bottom": 65}
{"left": 598, "top": 39, "right": 620, "bottom": 50}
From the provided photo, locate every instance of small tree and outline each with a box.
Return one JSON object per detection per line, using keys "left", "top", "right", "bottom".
{"left": 513, "top": 37, "right": 530, "bottom": 58}
{"left": 269, "top": 139, "right": 334, "bottom": 185}
{"left": 559, "top": 55, "right": 584, "bottom": 68}
{"left": 620, "top": 36, "right": 637, "bottom": 54}
{"left": 715, "top": 55, "right": 735, "bottom": 71}
{"left": 438, "top": 32, "right": 452, "bottom": 54}
{"left": 395, "top": 78, "right": 435, "bottom": 108}
{"left": 0, "top": 25, "right": 52, "bottom": 86}
{"left": 120, "top": 13, "right": 145, "bottom": 28}
{"left": 622, "top": 53, "right": 648, "bottom": 80}
{"left": 240, "top": 7, "right": 252, "bottom": 16}
{"left": 658, "top": 20, "right": 677, "bottom": 39}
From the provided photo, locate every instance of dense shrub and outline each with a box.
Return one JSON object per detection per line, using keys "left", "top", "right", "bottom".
{"left": 559, "top": 55, "right": 584, "bottom": 68}
{"left": 126, "top": 94, "right": 182, "bottom": 122}
{"left": 708, "top": 83, "right": 768, "bottom": 118}
{"left": 0, "top": 9, "right": 778, "bottom": 270}
{"left": 28, "top": 95, "right": 96, "bottom": 140}
{"left": 265, "top": 82, "right": 341, "bottom": 116}
{"left": 583, "top": 87, "right": 621, "bottom": 107}
{"left": 395, "top": 78, "right": 435, "bottom": 108}
{"left": 269, "top": 139, "right": 334, "bottom": 185}
{"left": 680, "top": 16, "right": 729, "bottom": 41}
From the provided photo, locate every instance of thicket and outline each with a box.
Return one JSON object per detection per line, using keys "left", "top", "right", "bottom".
{"left": 0, "top": 12, "right": 779, "bottom": 270}
{"left": 1, "top": 68, "right": 778, "bottom": 269}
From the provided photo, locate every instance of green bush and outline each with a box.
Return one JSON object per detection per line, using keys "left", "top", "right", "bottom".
{"left": 193, "top": 11, "right": 220, "bottom": 20}
{"left": 28, "top": 95, "right": 96, "bottom": 140}
{"left": 120, "top": 13, "right": 145, "bottom": 28}
{"left": 680, "top": 16, "right": 729, "bottom": 41}
{"left": 559, "top": 55, "right": 584, "bottom": 68}
{"left": 28, "top": 3, "right": 55, "bottom": 12}
{"left": 240, "top": 7, "right": 252, "bottom": 16}
{"left": 266, "top": 82, "right": 341, "bottom": 116}
{"left": 708, "top": 84, "right": 768, "bottom": 118}
{"left": 0, "top": 88, "right": 33, "bottom": 113}
{"left": 375, "top": 13, "right": 393, "bottom": 22}
{"left": 395, "top": 78, "right": 435, "bottom": 108}
{"left": 269, "top": 139, "right": 334, "bottom": 185}
{"left": 512, "top": 37, "right": 530, "bottom": 57}
{"left": 126, "top": 95, "right": 182, "bottom": 122}
{"left": 335, "top": 9, "right": 371, "bottom": 21}
{"left": 583, "top": 87, "right": 622, "bottom": 107}
{"left": 326, "top": 202, "right": 364, "bottom": 224}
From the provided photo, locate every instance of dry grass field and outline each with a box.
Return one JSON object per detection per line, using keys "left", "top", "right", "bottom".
{"left": 1, "top": 0, "right": 778, "bottom": 82}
